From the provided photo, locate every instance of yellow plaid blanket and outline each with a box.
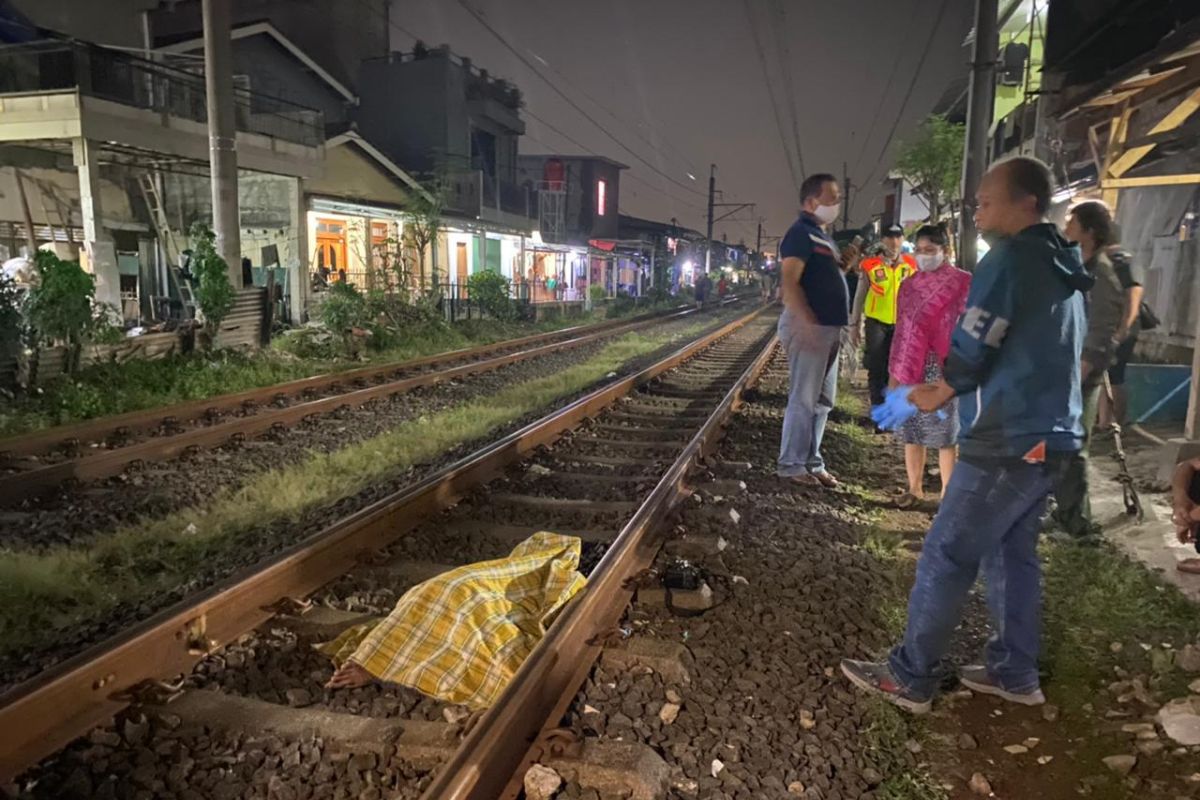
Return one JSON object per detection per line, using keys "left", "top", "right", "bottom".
{"left": 318, "top": 532, "right": 587, "bottom": 709}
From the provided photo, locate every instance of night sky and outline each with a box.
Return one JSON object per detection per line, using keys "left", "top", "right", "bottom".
{"left": 393, "top": 0, "right": 976, "bottom": 248}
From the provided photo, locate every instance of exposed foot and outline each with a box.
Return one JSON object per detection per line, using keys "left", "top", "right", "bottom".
{"left": 325, "top": 661, "right": 374, "bottom": 689}
{"left": 840, "top": 659, "right": 932, "bottom": 714}
{"left": 1177, "top": 558, "right": 1200, "bottom": 575}
{"left": 812, "top": 470, "right": 839, "bottom": 488}
{"left": 895, "top": 491, "right": 924, "bottom": 509}
{"left": 958, "top": 665, "right": 1045, "bottom": 705}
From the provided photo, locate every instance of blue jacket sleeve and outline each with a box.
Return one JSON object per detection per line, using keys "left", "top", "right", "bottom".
{"left": 943, "top": 249, "right": 1016, "bottom": 395}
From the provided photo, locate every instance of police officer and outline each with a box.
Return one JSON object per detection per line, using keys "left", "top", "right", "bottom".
{"left": 851, "top": 224, "right": 916, "bottom": 408}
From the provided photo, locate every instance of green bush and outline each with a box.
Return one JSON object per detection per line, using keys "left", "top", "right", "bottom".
{"left": 189, "top": 224, "right": 236, "bottom": 341}
{"left": 0, "top": 273, "right": 22, "bottom": 350}
{"left": 24, "top": 251, "right": 113, "bottom": 374}
{"left": 606, "top": 290, "right": 637, "bottom": 318}
{"left": 588, "top": 284, "right": 608, "bottom": 304}
{"left": 467, "top": 270, "right": 516, "bottom": 321}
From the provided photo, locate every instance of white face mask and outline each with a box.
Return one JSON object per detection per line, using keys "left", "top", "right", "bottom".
{"left": 813, "top": 203, "right": 841, "bottom": 225}
{"left": 915, "top": 252, "right": 943, "bottom": 272}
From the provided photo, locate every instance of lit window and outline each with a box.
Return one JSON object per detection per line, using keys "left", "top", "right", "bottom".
{"left": 597, "top": 180, "right": 607, "bottom": 216}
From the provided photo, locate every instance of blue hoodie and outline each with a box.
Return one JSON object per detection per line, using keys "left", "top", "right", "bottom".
{"left": 945, "top": 223, "right": 1094, "bottom": 462}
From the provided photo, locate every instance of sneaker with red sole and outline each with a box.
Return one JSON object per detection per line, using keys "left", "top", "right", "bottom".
{"left": 840, "top": 658, "right": 932, "bottom": 714}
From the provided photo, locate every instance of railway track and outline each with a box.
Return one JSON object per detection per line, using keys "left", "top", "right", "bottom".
{"left": 0, "top": 301, "right": 735, "bottom": 506}
{"left": 3, "top": 305, "right": 778, "bottom": 799}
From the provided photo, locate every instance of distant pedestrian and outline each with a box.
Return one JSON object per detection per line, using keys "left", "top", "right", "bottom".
{"left": 842, "top": 157, "right": 1092, "bottom": 713}
{"left": 694, "top": 273, "right": 710, "bottom": 308}
{"left": 1050, "top": 201, "right": 1126, "bottom": 540}
{"left": 887, "top": 224, "right": 970, "bottom": 507}
{"left": 851, "top": 224, "right": 915, "bottom": 411}
{"left": 776, "top": 172, "right": 859, "bottom": 487}
{"left": 717, "top": 275, "right": 729, "bottom": 298}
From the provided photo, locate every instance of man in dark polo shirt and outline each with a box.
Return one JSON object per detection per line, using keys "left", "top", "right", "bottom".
{"left": 776, "top": 173, "right": 857, "bottom": 487}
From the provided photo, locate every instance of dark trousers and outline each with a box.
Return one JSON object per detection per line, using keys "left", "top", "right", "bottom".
{"left": 1052, "top": 381, "right": 1101, "bottom": 536}
{"left": 864, "top": 318, "right": 895, "bottom": 407}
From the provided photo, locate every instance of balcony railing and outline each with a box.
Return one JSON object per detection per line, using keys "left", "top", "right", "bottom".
{"left": 443, "top": 169, "right": 532, "bottom": 221}
{"left": 0, "top": 39, "right": 323, "bottom": 148}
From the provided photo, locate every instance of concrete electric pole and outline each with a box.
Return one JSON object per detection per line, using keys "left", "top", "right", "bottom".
{"left": 959, "top": 0, "right": 999, "bottom": 271}
{"left": 202, "top": 0, "right": 241, "bottom": 285}
{"left": 705, "top": 163, "right": 716, "bottom": 274}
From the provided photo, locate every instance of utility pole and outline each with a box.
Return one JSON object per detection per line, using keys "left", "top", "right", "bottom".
{"left": 705, "top": 163, "right": 716, "bottom": 274}
{"left": 202, "top": 0, "right": 241, "bottom": 285}
{"left": 959, "top": 0, "right": 999, "bottom": 271}
{"left": 842, "top": 161, "right": 851, "bottom": 230}
{"left": 755, "top": 221, "right": 763, "bottom": 259}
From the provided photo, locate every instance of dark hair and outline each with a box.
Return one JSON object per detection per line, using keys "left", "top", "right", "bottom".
{"left": 994, "top": 156, "right": 1053, "bottom": 215}
{"left": 1069, "top": 201, "right": 1116, "bottom": 248}
{"left": 914, "top": 224, "right": 948, "bottom": 247}
{"left": 800, "top": 173, "right": 838, "bottom": 204}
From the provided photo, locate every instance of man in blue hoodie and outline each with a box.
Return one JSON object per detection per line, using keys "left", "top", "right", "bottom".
{"left": 840, "top": 157, "right": 1092, "bottom": 713}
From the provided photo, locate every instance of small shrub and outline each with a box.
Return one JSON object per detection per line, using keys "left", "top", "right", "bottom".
{"left": 24, "top": 251, "right": 110, "bottom": 374}
{"left": 588, "top": 284, "right": 608, "bottom": 305}
{"left": 467, "top": 270, "right": 516, "bottom": 321}
{"left": 0, "top": 273, "right": 22, "bottom": 349}
{"left": 189, "top": 224, "right": 236, "bottom": 343}
{"left": 606, "top": 290, "right": 636, "bottom": 319}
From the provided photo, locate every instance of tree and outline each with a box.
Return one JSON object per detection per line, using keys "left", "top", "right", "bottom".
{"left": 894, "top": 115, "right": 966, "bottom": 223}
{"left": 189, "top": 223, "right": 236, "bottom": 349}
{"left": 403, "top": 179, "right": 444, "bottom": 293}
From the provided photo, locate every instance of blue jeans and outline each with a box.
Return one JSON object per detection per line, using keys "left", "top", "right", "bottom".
{"left": 777, "top": 311, "right": 840, "bottom": 477}
{"left": 888, "top": 458, "right": 1058, "bottom": 699}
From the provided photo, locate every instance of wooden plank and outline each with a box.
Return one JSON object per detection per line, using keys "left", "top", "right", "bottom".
{"left": 1101, "top": 173, "right": 1200, "bottom": 189}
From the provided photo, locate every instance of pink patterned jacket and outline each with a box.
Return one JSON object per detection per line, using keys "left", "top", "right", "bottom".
{"left": 888, "top": 263, "right": 972, "bottom": 385}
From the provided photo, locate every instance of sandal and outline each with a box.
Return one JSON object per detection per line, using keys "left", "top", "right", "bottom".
{"left": 895, "top": 492, "right": 924, "bottom": 509}
{"left": 812, "top": 471, "right": 839, "bottom": 488}
{"left": 1177, "top": 558, "right": 1200, "bottom": 575}
{"left": 786, "top": 474, "right": 821, "bottom": 487}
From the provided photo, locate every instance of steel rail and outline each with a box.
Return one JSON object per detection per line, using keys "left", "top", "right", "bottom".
{"left": 0, "top": 305, "right": 769, "bottom": 785}
{"left": 0, "top": 303, "right": 709, "bottom": 462}
{"left": 0, "top": 303, "right": 735, "bottom": 504}
{"left": 420, "top": 331, "right": 779, "bottom": 800}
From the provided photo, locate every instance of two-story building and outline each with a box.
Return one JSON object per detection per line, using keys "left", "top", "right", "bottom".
{"left": 515, "top": 154, "right": 627, "bottom": 302}
{"left": 149, "top": 0, "right": 437, "bottom": 316}
{"left": 0, "top": 27, "right": 324, "bottom": 324}
{"left": 358, "top": 45, "right": 536, "bottom": 295}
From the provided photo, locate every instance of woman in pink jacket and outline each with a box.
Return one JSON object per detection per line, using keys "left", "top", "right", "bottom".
{"left": 888, "top": 224, "right": 971, "bottom": 507}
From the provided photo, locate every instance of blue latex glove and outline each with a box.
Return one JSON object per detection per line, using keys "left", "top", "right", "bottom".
{"left": 871, "top": 385, "right": 919, "bottom": 431}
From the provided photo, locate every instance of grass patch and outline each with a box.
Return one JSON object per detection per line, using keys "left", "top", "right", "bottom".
{"left": 863, "top": 700, "right": 947, "bottom": 800}
{"left": 0, "top": 321, "right": 712, "bottom": 662}
{"left": 0, "top": 313, "right": 629, "bottom": 438}
{"left": 1041, "top": 540, "right": 1200, "bottom": 709}
{"left": 832, "top": 386, "right": 943, "bottom": 798}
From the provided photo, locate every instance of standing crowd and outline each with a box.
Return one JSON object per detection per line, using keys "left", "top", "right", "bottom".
{"left": 773, "top": 157, "right": 1150, "bottom": 713}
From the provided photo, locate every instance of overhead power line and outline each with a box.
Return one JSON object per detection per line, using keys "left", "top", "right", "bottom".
{"left": 346, "top": 0, "right": 714, "bottom": 221}
{"left": 742, "top": 0, "right": 802, "bottom": 202}
{"left": 453, "top": 0, "right": 707, "bottom": 198}
{"left": 852, "top": 0, "right": 954, "bottom": 219}
{"left": 769, "top": 0, "right": 807, "bottom": 181}
{"left": 848, "top": 0, "right": 925, "bottom": 182}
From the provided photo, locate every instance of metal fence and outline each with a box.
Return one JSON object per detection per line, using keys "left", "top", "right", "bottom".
{"left": 434, "top": 281, "right": 534, "bottom": 324}
{"left": 0, "top": 39, "right": 324, "bottom": 147}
